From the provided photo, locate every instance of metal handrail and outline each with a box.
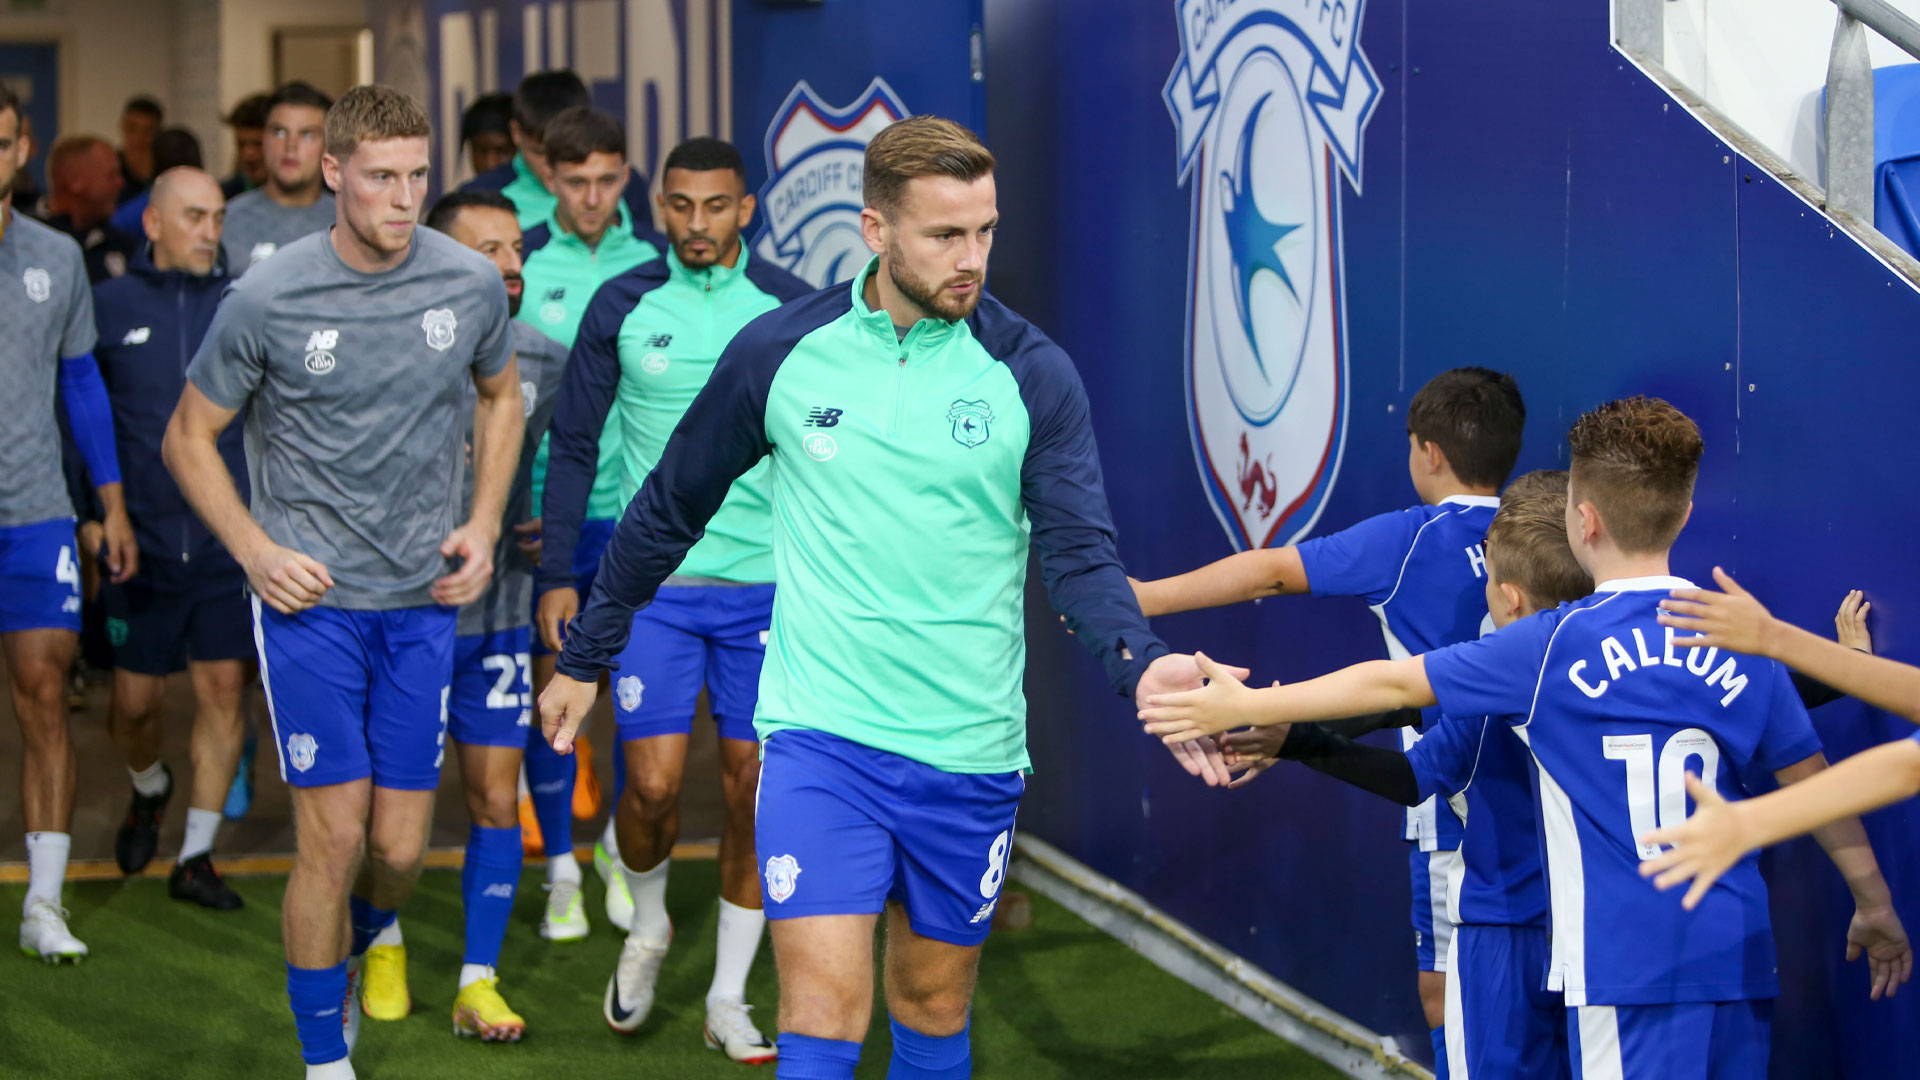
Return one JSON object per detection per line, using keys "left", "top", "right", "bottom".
{"left": 1615, "top": 0, "right": 1920, "bottom": 231}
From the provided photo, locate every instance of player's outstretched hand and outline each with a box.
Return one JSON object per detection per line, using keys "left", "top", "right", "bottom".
{"left": 243, "top": 542, "right": 333, "bottom": 614}
{"left": 537, "top": 587, "right": 580, "bottom": 654}
{"left": 1638, "top": 772, "right": 1751, "bottom": 910}
{"left": 101, "top": 507, "right": 139, "bottom": 584}
{"left": 433, "top": 522, "right": 499, "bottom": 606}
{"left": 1847, "top": 904, "right": 1913, "bottom": 1000}
{"left": 1138, "top": 653, "right": 1250, "bottom": 787}
{"left": 1657, "top": 567, "right": 1777, "bottom": 656}
{"left": 1139, "top": 652, "right": 1258, "bottom": 743}
{"left": 1837, "top": 590, "right": 1874, "bottom": 653}
{"left": 1219, "top": 718, "right": 1291, "bottom": 788}
{"left": 539, "top": 671, "right": 599, "bottom": 754}
{"left": 513, "top": 517, "right": 544, "bottom": 566}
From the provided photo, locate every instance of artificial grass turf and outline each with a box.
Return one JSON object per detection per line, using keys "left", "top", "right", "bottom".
{"left": 0, "top": 860, "right": 1342, "bottom": 1079}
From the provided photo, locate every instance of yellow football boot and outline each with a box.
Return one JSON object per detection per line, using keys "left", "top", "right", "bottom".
{"left": 360, "top": 943, "right": 411, "bottom": 1020}
{"left": 452, "top": 975, "right": 526, "bottom": 1042}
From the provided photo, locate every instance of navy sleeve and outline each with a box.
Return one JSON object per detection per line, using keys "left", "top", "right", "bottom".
{"left": 556, "top": 294, "right": 843, "bottom": 679}
{"left": 1277, "top": 724, "right": 1422, "bottom": 805}
{"left": 979, "top": 298, "right": 1167, "bottom": 699}
{"left": 539, "top": 267, "right": 663, "bottom": 592}
{"left": 59, "top": 353, "right": 121, "bottom": 487}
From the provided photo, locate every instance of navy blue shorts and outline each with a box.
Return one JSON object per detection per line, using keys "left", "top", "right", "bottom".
{"left": 530, "top": 518, "right": 616, "bottom": 657}
{"left": 1568, "top": 999, "right": 1770, "bottom": 1080}
{"left": 0, "top": 517, "right": 81, "bottom": 634}
{"left": 611, "top": 584, "right": 772, "bottom": 744}
{"left": 252, "top": 598, "right": 455, "bottom": 790}
{"left": 1411, "top": 844, "right": 1456, "bottom": 972}
{"left": 1445, "top": 924, "right": 1568, "bottom": 1079}
{"left": 755, "top": 728, "right": 1024, "bottom": 947}
{"left": 101, "top": 566, "right": 252, "bottom": 675}
{"left": 448, "top": 628, "right": 531, "bottom": 748}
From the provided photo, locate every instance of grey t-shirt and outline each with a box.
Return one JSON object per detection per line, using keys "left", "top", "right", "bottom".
{"left": 457, "top": 320, "right": 566, "bottom": 636}
{"left": 0, "top": 213, "right": 97, "bottom": 527}
{"left": 187, "top": 228, "right": 516, "bottom": 609}
{"left": 221, "top": 189, "right": 336, "bottom": 275}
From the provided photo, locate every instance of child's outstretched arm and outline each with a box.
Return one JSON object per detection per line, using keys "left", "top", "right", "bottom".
{"left": 1661, "top": 569, "right": 1920, "bottom": 725}
{"left": 1133, "top": 546, "right": 1309, "bottom": 617}
{"left": 1139, "top": 652, "right": 1436, "bottom": 743}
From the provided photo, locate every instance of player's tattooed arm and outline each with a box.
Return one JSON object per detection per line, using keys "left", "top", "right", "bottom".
{"left": 164, "top": 383, "right": 332, "bottom": 613}
{"left": 1131, "top": 545, "right": 1310, "bottom": 617}
{"left": 1663, "top": 569, "right": 1920, "bottom": 726}
{"left": 434, "top": 357, "right": 525, "bottom": 606}
{"left": 1139, "top": 653, "right": 1436, "bottom": 742}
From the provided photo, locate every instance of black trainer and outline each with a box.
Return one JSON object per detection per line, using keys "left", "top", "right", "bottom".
{"left": 114, "top": 765, "right": 173, "bottom": 874}
{"left": 169, "top": 853, "right": 244, "bottom": 910}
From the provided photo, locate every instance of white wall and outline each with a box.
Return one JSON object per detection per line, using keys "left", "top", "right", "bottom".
{"left": 1661, "top": 0, "right": 1920, "bottom": 182}
{"left": 218, "top": 0, "right": 367, "bottom": 121}
{"left": 0, "top": 0, "right": 177, "bottom": 142}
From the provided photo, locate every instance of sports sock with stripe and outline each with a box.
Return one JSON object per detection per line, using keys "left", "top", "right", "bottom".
{"left": 887, "top": 1016, "right": 970, "bottom": 1079}
{"left": 460, "top": 824, "right": 521, "bottom": 975}
{"left": 286, "top": 961, "right": 350, "bottom": 1066}
{"left": 775, "top": 1032, "right": 861, "bottom": 1079}
{"left": 348, "top": 896, "right": 397, "bottom": 957}
{"left": 523, "top": 725, "right": 577, "bottom": 871}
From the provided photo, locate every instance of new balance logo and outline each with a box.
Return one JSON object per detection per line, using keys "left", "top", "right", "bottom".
{"left": 122, "top": 327, "right": 151, "bottom": 345}
{"left": 642, "top": 332, "right": 673, "bottom": 348}
{"left": 481, "top": 883, "right": 515, "bottom": 899}
{"left": 969, "top": 900, "right": 998, "bottom": 925}
{"left": 545, "top": 287, "right": 566, "bottom": 301}
{"left": 305, "top": 329, "right": 339, "bottom": 352}
{"left": 805, "top": 407, "right": 843, "bottom": 428}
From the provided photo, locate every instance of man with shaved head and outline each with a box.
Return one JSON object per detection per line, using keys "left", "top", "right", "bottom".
{"left": 89, "top": 166, "right": 252, "bottom": 909}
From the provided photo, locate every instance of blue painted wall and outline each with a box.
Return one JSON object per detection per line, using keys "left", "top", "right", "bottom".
{"left": 989, "top": 1, "right": 1920, "bottom": 1075}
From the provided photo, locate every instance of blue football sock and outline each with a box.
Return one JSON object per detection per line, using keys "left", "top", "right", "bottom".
{"left": 524, "top": 723, "right": 576, "bottom": 858}
{"left": 286, "top": 962, "right": 349, "bottom": 1065}
{"left": 348, "top": 895, "right": 396, "bottom": 958}
{"left": 888, "top": 1016, "right": 970, "bottom": 1079}
{"left": 1430, "top": 1025, "right": 1449, "bottom": 1080}
{"left": 461, "top": 825, "right": 522, "bottom": 968}
{"left": 776, "top": 1032, "right": 862, "bottom": 1079}
{"left": 612, "top": 732, "right": 627, "bottom": 806}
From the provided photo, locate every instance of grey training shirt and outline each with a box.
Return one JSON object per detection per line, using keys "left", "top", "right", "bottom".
{"left": 187, "top": 227, "right": 516, "bottom": 609}
{"left": 0, "top": 213, "right": 97, "bottom": 527}
{"left": 221, "top": 189, "right": 337, "bottom": 275}
{"left": 457, "top": 320, "right": 566, "bottom": 637}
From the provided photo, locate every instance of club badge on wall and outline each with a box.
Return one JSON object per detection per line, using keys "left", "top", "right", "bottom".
{"left": 754, "top": 78, "right": 910, "bottom": 288}
{"left": 1165, "top": 0, "right": 1380, "bottom": 550}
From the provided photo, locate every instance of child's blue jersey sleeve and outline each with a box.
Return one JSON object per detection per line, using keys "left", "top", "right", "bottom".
{"left": 1755, "top": 663, "right": 1823, "bottom": 771}
{"left": 1406, "top": 713, "right": 1489, "bottom": 803}
{"left": 1423, "top": 610, "right": 1560, "bottom": 723}
{"left": 1295, "top": 508, "right": 1424, "bottom": 603}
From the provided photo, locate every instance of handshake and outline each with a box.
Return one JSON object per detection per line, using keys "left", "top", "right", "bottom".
{"left": 1134, "top": 652, "right": 1285, "bottom": 789}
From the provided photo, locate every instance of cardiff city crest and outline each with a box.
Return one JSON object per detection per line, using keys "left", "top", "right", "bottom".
{"left": 1165, "top": 0, "right": 1379, "bottom": 549}
{"left": 754, "top": 78, "right": 909, "bottom": 287}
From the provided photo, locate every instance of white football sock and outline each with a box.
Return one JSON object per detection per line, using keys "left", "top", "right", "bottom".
{"left": 370, "top": 919, "right": 403, "bottom": 950}
{"left": 24, "top": 832, "right": 70, "bottom": 910}
{"left": 178, "top": 807, "right": 221, "bottom": 864}
{"left": 707, "top": 898, "right": 766, "bottom": 1007}
{"left": 601, "top": 815, "right": 618, "bottom": 850}
{"left": 548, "top": 851, "right": 582, "bottom": 886}
{"left": 459, "top": 963, "right": 493, "bottom": 990}
{"left": 306, "top": 1057, "right": 355, "bottom": 1079}
{"left": 129, "top": 761, "right": 169, "bottom": 797}
{"left": 622, "top": 858, "right": 671, "bottom": 944}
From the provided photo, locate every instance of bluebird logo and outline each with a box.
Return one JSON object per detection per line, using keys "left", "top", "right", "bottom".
{"left": 754, "top": 78, "right": 909, "bottom": 287}
{"left": 947, "top": 400, "right": 993, "bottom": 449}
{"left": 287, "top": 733, "right": 318, "bottom": 773}
{"left": 1165, "top": 0, "right": 1379, "bottom": 550}
{"left": 765, "top": 854, "right": 802, "bottom": 904}
{"left": 616, "top": 675, "right": 644, "bottom": 713}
